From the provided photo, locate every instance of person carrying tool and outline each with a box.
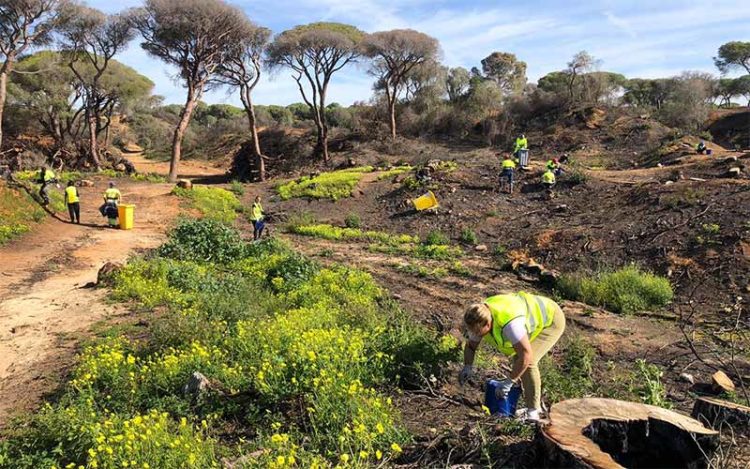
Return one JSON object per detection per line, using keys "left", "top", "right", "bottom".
{"left": 250, "top": 195, "right": 265, "bottom": 240}
{"left": 459, "top": 292, "right": 566, "bottom": 421}
{"left": 696, "top": 140, "right": 707, "bottom": 154}
{"left": 64, "top": 181, "right": 81, "bottom": 224}
{"left": 513, "top": 134, "right": 528, "bottom": 155}
{"left": 37, "top": 166, "right": 57, "bottom": 205}
{"left": 541, "top": 169, "right": 556, "bottom": 199}
{"left": 499, "top": 154, "right": 516, "bottom": 194}
{"left": 101, "top": 181, "right": 121, "bottom": 228}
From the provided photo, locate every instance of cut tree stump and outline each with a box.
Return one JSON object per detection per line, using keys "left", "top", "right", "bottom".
{"left": 692, "top": 396, "right": 750, "bottom": 433}
{"left": 711, "top": 370, "right": 736, "bottom": 394}
{"left": 537, "top": 398, "right": 718, "bottom": 468}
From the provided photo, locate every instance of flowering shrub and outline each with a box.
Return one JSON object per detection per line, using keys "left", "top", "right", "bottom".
{"left": 1, "top": 222, "right": 459, "bottom": 467}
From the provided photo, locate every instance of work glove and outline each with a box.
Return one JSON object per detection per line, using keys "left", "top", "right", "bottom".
{"left": 458, "top": 365, "right": 474, "bottom": 385}
{"left": 494, "top": 378, "right": 516, "bottom": 399}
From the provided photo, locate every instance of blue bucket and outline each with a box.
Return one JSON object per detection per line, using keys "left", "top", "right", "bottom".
{"left": 485, "top": 380, "right": 522, "bottom": 417}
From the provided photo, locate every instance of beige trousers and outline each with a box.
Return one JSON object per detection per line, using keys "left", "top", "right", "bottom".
{"left": 513, "top": 305, "right": 566, "bottom": 410}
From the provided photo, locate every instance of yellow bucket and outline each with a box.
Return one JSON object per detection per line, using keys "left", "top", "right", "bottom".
{"left": 118, "top": 204, "right": 135, "bottom": 230}
{"left": 413, "top": 191, "right": 439, "bottom": 211}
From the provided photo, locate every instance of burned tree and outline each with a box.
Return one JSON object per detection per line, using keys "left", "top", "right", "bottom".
{"left": 267, "top": 22, "right": 364, "bottom": 162}
{"left": 363, "top": 29, "right": 439, "bottom": 139}
{"left": 131, "top": 0, "right": 253, "bottom": 182}
{"left": 0, "top": 0, "right": 67, "bottom": 148}
{"left": 217, "top": 23, "right": 271, "bottom": 180}
{"left": 59, "top": 5, "right": 134, "bottom": 169}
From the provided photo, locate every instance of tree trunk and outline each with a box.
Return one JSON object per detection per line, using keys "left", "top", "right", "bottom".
{"left": 388, "top": 92, "right": 397, "bottom": 140}
{"left": 0, "top": 66, "right": 9, "bottom": 149}
{"left": 170, "top": 87, "right": 200, "bottom": 182}
{"left": 87, "top": 108, "right": 101, "bottom": 169}
{"left": 537, "top": 398, "right": 718, "bottom": 469}
{"left": 692, "top": 396, "right": 750, "bottom": 432}
{"left": 241, "top": 88, "right": 264, "bottom": 181}
{"left": 319, "top": 84, "right": 329, "bottom": 163}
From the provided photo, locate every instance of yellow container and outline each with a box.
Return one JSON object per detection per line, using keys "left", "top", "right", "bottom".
{"left": 413, "top": 191, "right": 439, "bottom": 211}
{"left": 118, "top": 204, "right": 135, "bottom": 230}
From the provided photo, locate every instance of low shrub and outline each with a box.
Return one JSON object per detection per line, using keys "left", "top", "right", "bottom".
{"left": 635, "top": 359, "right": 671, "bottom": 408}
{"left": 0, "top": 183, "right": 47, "bottom": 245}
{"left": 376, "top": 165, "right": 412, "bottom": 181}
{"left": 425, "top": 230, "right": 449, "bottom": 246}
{"left": 229, "top": 179, "right": 245, "bottom": 196}
{"left": 539, "top": 335, "right": 595, "bottom": 403}
{"left": 276, "top": 166, "right": 374, "bottom": 201}
{"left": 158, "top": 218, "right": 246, "bottom": 264}
{"left": 289, "top": 223, "right": 418, "bottom": 245}
{"left": 172, "top": 186, "right": 241, "bottom": 224}
{"left": 344, "top": 212, "right": 361, "bottom": 228}
{"left": 460, "top": 228, "right": 478, "bottom": 245}
{"left": 131, "top": 172, "right": 168, "bottom": 183}
{"left": 556, "top": 265, "right": 673, "bottom": 314}
{"left": 567, "top": 169, "right": 588, "bottom": 185}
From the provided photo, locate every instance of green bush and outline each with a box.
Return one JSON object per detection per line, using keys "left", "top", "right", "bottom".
{"left": 0, "top": 184, "right": 47, "bottom": 245}
{"left": 172, "top": 185, "right": 240, "bottom": 224}
{"left": 635, "top": 359, "right": 671, "bottom": 408}
{"left": 344, "top": 212, "right": 361, "bottom": 229}
{"left": 276, "top": 166, "right": 374, "bottom": 201}
{"left": 568, "top": 169, "right": 588, "bottom": 185}
{"left": 130, "top": 172, "right": 168, "bottom": 183}
{"left": 158, "top": 218, "right": 246, "bottom": 264}
{"left": 557, "top": 265, "right": 673, "bottom": 314}
{"left": 460, "top": 228, "right": 478, "bottom": 245}
{"left": 376, "top": 165, "right": 412, "bottom": 181}
{"left": 229, "top": 179, "right": 245, "bottom": 196}
{"left": 425, "top": 230, "right": 449, "bottom": 246}
{"left": 289, "top": 223, "right": 418, "bottom": 245}
{"left": 539, "top": 335, "right": 595, "bottom": 403}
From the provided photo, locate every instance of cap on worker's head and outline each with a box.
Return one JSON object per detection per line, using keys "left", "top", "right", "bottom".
{"left": 109, "top": 181, "right": 115, "bottom": 187}
{"left": 67, "top": 180, "right": 75, "bottom": 186}
{"left": 553, "top": 158, "right": 559, "bottom": 163}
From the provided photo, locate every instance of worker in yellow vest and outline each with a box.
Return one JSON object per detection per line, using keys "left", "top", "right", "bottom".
{"left": 541, "top": 169, "right": 556, "bottom": 199}
{"left": 459, "top": 292, "right": 566, "bottom": 421}
{"left": 37, "top": 166, "right": 57, "bottom": 205}
{"left": 513, "top": 134, "right": 528, "bottom": 154}
{"left": 499, "top": 154, "right": 516, "bottom": 194}
{"left": 101, "top": 182, "right": 122, "bottom": 228}
{"left": 64, "top": 181, "right": 81, "bottom": 224}
{"left": 250, "top": 195, "right": 265, "bottom": 240}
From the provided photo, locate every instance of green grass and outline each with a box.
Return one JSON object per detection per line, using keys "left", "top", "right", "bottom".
{"left": 0, "top": 183, "right": 56, "bottom": 245}
{"left": 172, "top": 186, "right": 241, "bottom": 224}
{"left": 276, "top": 166, "right": 374, "bottom": 201}
{"left": 13, "top": 170, "right": 85, "bottom": 184}
{"left": 368, "top": 242, "right": 463, "bottom": 261}
{"left": 289, "top": 223, "right": 419, "bottom": 245}
{"left": 539, "top": 335, "right": 596, "bottom": 403}
{"left": 393, "top": 262, "right": 448, "bottom": 279}
{"left": 556, "top": 265, "right": 673, "bottom": 314}
{"left": 131, "top": 172, "right": 168, "bottom": 183}
{"left": 376, "top": 165, "right": 412, "bottom": 181}
{"left": 0, "top": 220, "right": 460, "bottom": 467}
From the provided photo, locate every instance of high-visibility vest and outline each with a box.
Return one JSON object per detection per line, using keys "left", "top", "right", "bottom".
{"left": 482, "top": 292, "right": 557, "bottom": 356}
{"left": 104, "top": 188, "right": 121, "bottom": 201}
{"left": 542, "top": 170, "right": 556, "bottom": 184}
{"left": 65, "top": 186, "right": 79, "bottom": 204}
{"left": 250, "top": 202, "right": 263, "bottom": 221}
{"left": 502, "top": 159, "right": 516, "bottom": 170}
{"left": 41, "top": 169, "right": 55, "bottom": 182}
{"left": 514, "top": 137, "right": 528, "bottom": 152}
{"left": 546, "top": 160, "right": 557, "bottom": 171}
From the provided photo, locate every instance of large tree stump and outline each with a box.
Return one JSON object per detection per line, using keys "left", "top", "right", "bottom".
{"left": 537, "top": 398, "right": 719, "bottom": 468}
{"left": 692, "top": 397, "right": 750, "bottom": 434}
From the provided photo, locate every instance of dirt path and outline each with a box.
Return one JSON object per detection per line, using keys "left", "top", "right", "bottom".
{"left": 0, "top": 158, "right": 219, "bottom": 426}
{"left": 126, "top": 152, "right": 227, "bottom": 179}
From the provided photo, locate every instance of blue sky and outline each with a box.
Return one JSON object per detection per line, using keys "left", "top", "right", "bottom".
{"left": 89, "top": 0, "right": 750, "bottom": 107}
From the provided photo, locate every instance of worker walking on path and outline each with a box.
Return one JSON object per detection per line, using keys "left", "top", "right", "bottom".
{"left": 541, "top": 169, "right": 556, "bottom": 199}
{"left": 37, "top": 166, "right": 57, "bottom": 206}
{"left": 499, "top": 154, "right": 516, "bottom": 194}
{"left": 100, "top": 182, "right": 121, "bottom": 228}
{"left": 459, "top": 292, "right": 566, "bottom": 421}
{"left": 250, "top": 195, "right": 265, "bottom": 241}
{"left": 64, "top": 181, "right": 81, "bottom": 224}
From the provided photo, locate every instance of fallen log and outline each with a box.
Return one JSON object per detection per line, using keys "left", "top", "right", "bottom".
{"left": 692, "top": 396, "right": 750, "bottom": 433}
{"left": 537, "top": 398, "right": 718, "bottom": 469}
